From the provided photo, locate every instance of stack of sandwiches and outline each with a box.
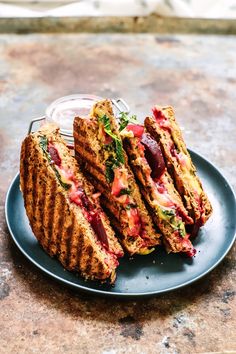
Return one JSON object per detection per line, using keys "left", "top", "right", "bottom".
{"left": 121, "top": 105, "right": 212, "bottom": 256}
{"left": 20, "top": 99, "right": 212, "bottom": 283}
{"left": 73, "top": 99, "right": 161, "bottom": 256}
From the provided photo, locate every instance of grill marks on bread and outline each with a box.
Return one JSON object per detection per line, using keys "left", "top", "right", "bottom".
{"left": 48, "top": 192, "right": 65, "bottom": 257}
{"left": 73, "top": 99, "right": 161, "bottom": 255}
{"left": 20, "top": 125, "right": 123, "bottom": 281}
{"left": 145, "top": 108, "right": 212, "bottom": 225}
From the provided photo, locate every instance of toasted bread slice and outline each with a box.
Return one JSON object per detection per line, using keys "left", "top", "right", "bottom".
{"left": 74, "top": 99, "right": 161, "bottom": 255}
{"left": 122, "top": 126, "right": 195, "bottom": 255}
{"left": 145, "top": 106, "right": 212, "bottom": 229}
{"left": 20, "top": 123, "right": 123, "bottom": 282}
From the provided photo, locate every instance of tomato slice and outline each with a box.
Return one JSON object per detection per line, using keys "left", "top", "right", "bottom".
{"left": 126, "top": 207, "right": 142, "bottom": 237}
{"left": 111, "top": 167, "right": 129, "bottom": 197}
{"left": 126, "top": 124, "right": 144, "bottom": 138}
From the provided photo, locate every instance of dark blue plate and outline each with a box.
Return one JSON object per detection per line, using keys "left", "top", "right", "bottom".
{"left": 5, "top": 150, "right": 236, "bottom": 298}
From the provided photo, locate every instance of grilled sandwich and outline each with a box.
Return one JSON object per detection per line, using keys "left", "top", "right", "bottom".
{"left": 145, "top": 105, "right": 212, "bottom": 235}
{"left": 73, "top": 99, "right": 161, "bottom": 255}
{"left": 20, "top": 123, "right": 124, "bottom": 282}
{"left": 121, "top": 123, "right": 196, "bottom": 256}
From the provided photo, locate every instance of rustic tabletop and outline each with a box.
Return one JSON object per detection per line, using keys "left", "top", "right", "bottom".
{"left": 0, "top": 33, "right": 235, "bottom": 354}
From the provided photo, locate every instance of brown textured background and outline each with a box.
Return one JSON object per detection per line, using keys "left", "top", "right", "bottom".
{"left": 0, "top": 34, "right": 235, "bottom": 353}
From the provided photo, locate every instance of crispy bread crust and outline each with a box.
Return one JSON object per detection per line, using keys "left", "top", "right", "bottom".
{"left": 123, "top": 134, "right": 194, "bottom": 254}
{"left": 20, "top": 124, "right": 123, "bottom": 281}
{"left": 74, "top": 100, "right": 161, "bottom": 255}
{"left": 145, "top": 107, "right": 212, "bottom": 225}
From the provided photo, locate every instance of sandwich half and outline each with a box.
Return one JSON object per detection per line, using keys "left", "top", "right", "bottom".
{"left": 73, "top": 99, "right": 161, "bottom": 255}
{"left": 20, "top": 123, "right": 124, "bottom": 282}
{"left": 121, "top": 123, "right": 196, "bottom": 256}
{"left": 145, "top": 105, "right": 212, "bottom": 235}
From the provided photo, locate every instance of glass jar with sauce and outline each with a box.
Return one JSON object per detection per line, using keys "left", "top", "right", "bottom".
{"left": 28, "top": 94, "right": 130, "bottom": 148}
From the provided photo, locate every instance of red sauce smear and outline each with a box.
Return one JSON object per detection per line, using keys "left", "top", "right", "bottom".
{"left": 110, "top": 163, "right": 145, "bottom": 240}
{"left": 152, "top": 107, "right": 172, "bottom": 133}
{"left": 156, "top": 183, "right": 165, "bottom": 194}
{"left": 47, "top": 144, "right": 110, "bottom": 250}
{"left": 101, "top": 126, "right": 113, "bottom": 145}
{"left": 111, "top": 168, "right": 128, "bottom": 198}
{"left": 48, "top": 144, "right": 61, "bottom": 166}
{"left": 69, "top": 188, "right": 110, "bottom": 250}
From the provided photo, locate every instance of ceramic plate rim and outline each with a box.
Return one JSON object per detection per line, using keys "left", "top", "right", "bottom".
{"left": 5, "top": 150, "right": 236, "bottom": 298}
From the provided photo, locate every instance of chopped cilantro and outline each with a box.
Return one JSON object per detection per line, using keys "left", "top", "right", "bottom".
{"left": 54, "top": 169, "right": 71, "bottom": 190}
{"left": 103, "top": 143, "right": 113, "bottom": 152}
{"left": 115, "top": 138, "right": 124, "bottom": 164}
{"left": 98, "top": 114, "right": 126, "bottom": 182}
{"left": 99, "top": 115, "right": 117, "bottom": 141}
{"left": 105, "top": 156, "right": 120, "bottom": 183}
{"left": 99, "top": 114, "right": 124, "bottom": 164}
{"left": 39, "top": 135, "right": 48, "bottom": 154}
{"left": 162, "top": 209, "right": 175, "bottom": 217}
{"left": 177, "top": 222, "right": 186, "bottom": 238}
{"left": 161, "top": 208, "right": 186, "bottom": 238}
{"left": 105, "top": 159, "right": 115, "bottom": 183}
{"left": 119, "top": 188, "right": 131, "bottom": 196}
{"left": 118, "top": 112, "right": 137, "bottom": 132}
{"left": 179, "top": 228, "right": 186, "bottom": 238}
{"left": 39, "top": 135, "right": 71, "bottom": 191}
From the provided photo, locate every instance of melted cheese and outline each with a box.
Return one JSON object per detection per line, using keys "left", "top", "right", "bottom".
{"left": 178, "top": 152, "right": 202, "bottom": 195}
{"left": 111, "top": 167, "right": 129, "bottom": 198}
{"left": 152, "top": 187, "right": 175, "bottom": 209}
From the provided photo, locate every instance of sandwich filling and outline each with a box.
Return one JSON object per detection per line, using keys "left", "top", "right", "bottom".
{"left": 125, "top": 124, "right": 196, "bottom": 257}
{"left": 94, "top": 110, "right": 150, "bottom": 244}
{"left": 39, "top": 135, "right": 122, "bottom": 261}
{"left": 152, "top": 106, "right": 204, "bottom": 226}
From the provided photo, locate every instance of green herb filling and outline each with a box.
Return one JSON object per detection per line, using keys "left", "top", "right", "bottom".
{"left": 39, "top": 135, "right": 71, "bottom": 190}
{"left": 118, "top": 112, "right": 137, "bottom": 132}
{"left": 98, "top": 114, "right": 125, "bottom": 182}
{"left": 161, "top": 208, "right": 186, "bottom": 238}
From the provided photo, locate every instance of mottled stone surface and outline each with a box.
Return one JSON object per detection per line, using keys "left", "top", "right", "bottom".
{"left": 0, "top": 16, "right": 236, "bottom": 35}
{"left": 0, "top": 34, "right": 235, "bottom": 353}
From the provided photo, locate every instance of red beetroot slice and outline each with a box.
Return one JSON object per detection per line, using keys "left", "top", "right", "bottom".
{"left": 70, "top": 187, "right": 109, "bottom": 250}
{"left": 77, "top": 188, "right": 94, "bottom": 211}
{"left": 126, "top": 124, "right": 144, "bottom": 138}
{"left": 48, "top": 145, "right": 61, "bottom": 166}
{"left": 47, "top": 144, "right": 110, "bottom": 251}
{"left": 141, "top": 133, "right": 165, "bottom": 179}
{"left": 90, "top": 212, "right": 109, "bottom": 249}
